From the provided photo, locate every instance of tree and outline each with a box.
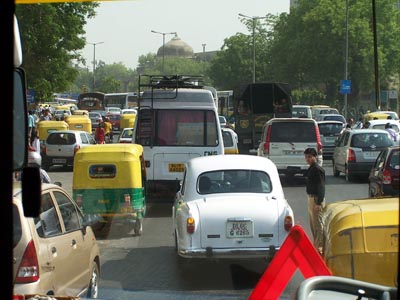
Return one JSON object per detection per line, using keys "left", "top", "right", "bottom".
{"left": 16, "top": 2, "right": 99, "bottom": 101}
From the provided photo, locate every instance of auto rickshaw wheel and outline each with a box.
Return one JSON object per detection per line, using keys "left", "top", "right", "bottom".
{"left": 134, "top": 218, "right": 143, "bottom": 236}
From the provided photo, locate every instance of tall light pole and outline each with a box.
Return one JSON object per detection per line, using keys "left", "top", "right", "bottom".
{"left": 239, "top": 13, "right": 267, "bottom": 83}
{"left": 151, "top": 30, "right": 176, "bottom": 73}
{"left": 87, "top": 41, "right": 104, "bottom": 91}
{"left": 343, "top": 0, "right": 349, "bottom": 120}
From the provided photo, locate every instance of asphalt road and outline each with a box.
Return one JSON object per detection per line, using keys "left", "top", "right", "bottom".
{"left": 50, "top": 159, "right": 369, "bottom": 300}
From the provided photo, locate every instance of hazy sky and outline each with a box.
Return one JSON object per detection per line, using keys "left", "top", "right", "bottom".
{"left": 81, "top": 0, "right": 290, "bottom": 70}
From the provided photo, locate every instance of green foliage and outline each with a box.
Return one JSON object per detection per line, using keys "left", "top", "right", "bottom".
{"left": 292, "top": 89, "right": 326, "bottom": 105}
{"left": 16, "top": 2, "right": 98, "bottom": 101}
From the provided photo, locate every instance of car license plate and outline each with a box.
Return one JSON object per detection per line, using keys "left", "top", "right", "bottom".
{"left": 168, "top": 163, "right": 184, "bottom": 173}
{"left": 286, "top": 150, "right": 301, "bottom": 155}
{"left": 364, "top": 151, "right": 378, "bottom": 159}
{"left": 52, "top": 158, "right": 66, "bottom": 164}
{"left": 226, "top": 221, "right": 253, "bottom": 238}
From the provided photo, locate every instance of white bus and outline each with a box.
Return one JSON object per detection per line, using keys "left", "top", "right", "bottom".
{"left": 133, "top": 76, "right": 224, "bottom": 200}
{"left": 104, "top": 92, "right": 138, "bottom": 109}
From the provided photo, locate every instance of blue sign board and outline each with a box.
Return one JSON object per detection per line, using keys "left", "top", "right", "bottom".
{"left": 27, "top": 89, "right": 35, "bottom": 103}
{"left": 340, "top": 80, "right": 351, "bottom": 94}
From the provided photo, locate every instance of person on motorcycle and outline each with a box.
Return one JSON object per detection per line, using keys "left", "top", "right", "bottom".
{"left": 103, "top": 117, "right": 113, "bottom": 143}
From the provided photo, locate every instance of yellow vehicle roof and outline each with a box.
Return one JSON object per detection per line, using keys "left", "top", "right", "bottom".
{"left": 75, "top": 144, "right": 144, "bottom": 161}
{"left": 72, "top": 109, "right": 89, "bottom": 115}
{"left": 37, "top": 120, "right": 69, "bottom": 128}
{"left": 324, "top": 197, "right": 399, "bottom": 232}
{"left": 65, "top": 115, "right": 90, "bottom": 121}
{"left": 363, "top": 112, "right": 389, "bottom": 121}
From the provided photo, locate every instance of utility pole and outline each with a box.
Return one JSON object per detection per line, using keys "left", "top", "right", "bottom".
{"left": 151, "top": 30, "right": 176, "bottom": 73}
{"left": 87, "top": 42, "right": 104, "bottom": 91}
{"left": 344, "top": 0, "right": 349, "bottom": 120}
{"left": 238, "top": 13, "right": 267, "bottom": 83}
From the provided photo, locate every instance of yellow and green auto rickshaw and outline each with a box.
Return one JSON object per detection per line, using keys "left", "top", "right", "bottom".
{"left": 120, "top": 113, "right": 136, "bottom": 131}
{"left": 363, "top": 112, "right": 390, "bottom": 123}
{"left": 37, "top": 120, "right": 69, "bottom": 142}
{"left": 322, "top": 197, "right": 399, "bottom": 287}
{"left": 72, "top": 109, "right": 89, "bottom": 116}
{"left": 73, "top": 144, "right": 146, "bottom": 236}
{"left": 64, "top": 115, "right": 92, "bottom": 133}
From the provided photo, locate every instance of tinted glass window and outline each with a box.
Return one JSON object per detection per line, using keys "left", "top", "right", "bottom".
{"left": 324, "top": 115, "right": 345, "bottom": 123}
{"left": 351, "top": 133, "right": 393, "bottom": 148}
{"left": 47, "top": 133, "right": 76, "bottom": 145}
{"left": 270, "top": 122, "right": 316, "bottom": 142}
{"left": 292, "top": 107, "right": 309, "bottom": 117}
{"left": 80, "top": 133, "right": 88, "bottom": 144}
{"left": 122, "top": 129, "right": 133, "bottom": 138}
{"left": 318, "top": 123, "right": 343, "bottom": 136}
{"left": 34, "top": 192, "right": 62, "bottom": 238}
{"left": 198, "top": 170, "right": 272, "bottom": 194}
{"left": 156, "top": 110, "right": 218, "bottom": 146}
{"left": 53, "top": 191, "right": 81, "bottom": 232}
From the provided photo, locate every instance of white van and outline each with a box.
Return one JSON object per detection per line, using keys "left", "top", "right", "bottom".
{"left": 257, "top": 118, "right": 323, "bottom": 177}
{"left": 292, "top": 105, "right": 312, "bottom": 118}
{"left": 133, "top": 77, "right": 224, "bottom": 199}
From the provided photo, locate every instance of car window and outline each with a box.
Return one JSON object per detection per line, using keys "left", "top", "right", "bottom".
{"left": 13, "top": 204, "right": 22, "bottom": 248}
{"left": 180, "top": 169, "right": 187, "bottom": 196}
{"left": 47, "top": 133, "right": 76, "bottom": 145}
{"left": 351, "top": 133, "right": 393, "bottom": 148}
{"left": 389, "top": 150, "right": 400, "bottom": 169}
{"left": 53, "top": 191, "right": 82, "bottom": 232}
{"left": 324, "top": 115, "right": 345, "bottom": 123}
{"left": 198, "top": 170, "right": 272, "bottom": 194}
{"left": 88, "top": 134, "right": 96, "bottom": 144}
{"left": 292, "top": 107, "right": 309, "bottom": 117}
{"left": 318, "top": 123, "right": 343, "bottom": 136}
{"left": 270, "top": 122, "right": 316, "bottom": 143}
{"left": 34, "top": 192, "right": 62, "bottom": 238}
{"left": 80, "top": 133, "right": 88, "bottom": 144}
{"left": 374, "top": 150, "right": 387, "bottom": 169}
{"left": 122, "top": 129, "right": 133, "bottom": 138}
{"left": 222, "top": 131, "right": 234, "bottom": 147}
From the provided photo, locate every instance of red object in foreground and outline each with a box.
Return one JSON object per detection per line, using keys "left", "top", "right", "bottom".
{"left": 248, "top": 225, "right": 332, "bottom": 300}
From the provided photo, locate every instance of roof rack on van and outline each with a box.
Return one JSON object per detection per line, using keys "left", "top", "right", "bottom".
{"left": 139, "top": 74, "right": 204, "bottom": 90}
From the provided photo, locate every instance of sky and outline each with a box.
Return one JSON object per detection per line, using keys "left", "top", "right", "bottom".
{"left": 81, "top": 0, "right": 290, "bottom": 70}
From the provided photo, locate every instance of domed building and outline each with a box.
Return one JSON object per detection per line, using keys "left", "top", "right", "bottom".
{"left": 157, "top": 35, "right": 194, "bottom": 58}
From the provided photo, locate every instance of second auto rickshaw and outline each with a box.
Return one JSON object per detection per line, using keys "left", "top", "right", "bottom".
{"left": 37, "top": 120, "right": 69, "bottom": 142}
{"left": 65, "top": 115, "right": 92, "bottom": 133}
{"left": 72, "top": 144, "right": 146, "bottom": 236}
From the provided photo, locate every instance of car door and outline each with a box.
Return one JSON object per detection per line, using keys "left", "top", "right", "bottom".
{"left": 52, "top": 189, "right": 91, "bottom": 295}
{"left": 32, "top": 191, "right": 65, "bottom": 293}
{"left": 369, "top": 149, "right": 387, "bottom": 189}
{"left": 334, "top": 132, "right": 349, "bottom": 172}
{"left": 80, "top": 132, "right": 89, "bottom": 149}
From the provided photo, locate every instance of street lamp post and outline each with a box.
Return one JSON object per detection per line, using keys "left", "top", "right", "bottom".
{"left": 151, "top": 30, "right": 176, "bottom": 74}
{"left": 239, "top": 13, "right": 267, "bottom": 83}
{"left": 343, "top": 0, "right": 349, "bottom": 120}
{"left": 87, "top": 41, "right": 104, "bottom": 91}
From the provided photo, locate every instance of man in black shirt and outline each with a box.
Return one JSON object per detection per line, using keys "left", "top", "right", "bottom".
{"left": 304, "top": 147, "right": 325, "bottom": 254}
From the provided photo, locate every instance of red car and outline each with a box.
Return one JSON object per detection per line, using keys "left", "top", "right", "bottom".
{"left": 368, "top": 145, "right": 400, "bottom": 197}
{"left": 107, "top": 113, "right": 121, "bottom": 132}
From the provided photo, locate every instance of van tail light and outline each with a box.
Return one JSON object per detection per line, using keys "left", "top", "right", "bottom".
{"left": 284, "top": 216, "right": 293, "bottom": 231}
{"left": 315, "top": 124, "right": 323, "bottom": 154}
{"left": 76, "top": 194, "right": 83, "bottom": 207}
{"left": 263, "top": 126, "right": 272, "bottom": 155}
{"left": 383, "top": 169, "right": 392, "bottom": 184}
{"left": 186, "top": 217, "right": 195, "bottom": 234}
{"left": 348, "top": 149, "right": 356, "bottom": 162}
{"left": 74, "top": 144, "right": 80, "bottom": 154}
{"left": 15, "top": 240, "right": 39, "bottom": 283}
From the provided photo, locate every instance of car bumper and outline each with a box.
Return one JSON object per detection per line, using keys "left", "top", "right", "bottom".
{"left": 178, "top": 247, "right": 279, "bottom": 259}
{"left": 347, "top": 162, "right": 374, "bottom": 175}
{"left": 42, "top": 155, "right": 74, "bottom": 166}
{"left": 382, "top": 184, "right": 400, "bottom": 196}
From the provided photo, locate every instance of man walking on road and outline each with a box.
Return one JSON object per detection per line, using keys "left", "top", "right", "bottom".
{"left": 304, "top": 148, "right": 326, "bottom": 254}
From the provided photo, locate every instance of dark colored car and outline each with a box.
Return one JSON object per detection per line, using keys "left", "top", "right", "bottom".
{"left": 108, "top": 113, "right": 121, "bottom": 132}
{"left": 368, "top": 145, "right": 400, "bottom": 197}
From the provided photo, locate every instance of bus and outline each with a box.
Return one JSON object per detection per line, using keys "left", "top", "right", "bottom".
{"left": 104, "top": 92, "right": 138, "bottom": 109}
{"left": 133, "top": 75, "right": 224, "bottom": 200}
{"left": 77, "top": 92, "right": 105, "bottom": 112}
{"left": 233, "top": 82, "right": 293, "bottom": 154}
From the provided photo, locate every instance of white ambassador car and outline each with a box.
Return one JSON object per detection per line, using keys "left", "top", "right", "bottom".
{"left": 172, "top": 154, "right": 294, "bottom": 260}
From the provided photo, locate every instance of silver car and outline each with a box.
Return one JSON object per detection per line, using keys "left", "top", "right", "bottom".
{"left": 42, "top": 130, "right": 96, "bottom": 170}
{"left": 317, "top": 121, "right": 344, "bottom": 159}
{"left": 332, "top": 128, "right": 395, "bottom": 181}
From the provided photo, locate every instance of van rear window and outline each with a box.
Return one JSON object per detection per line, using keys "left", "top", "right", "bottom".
{"left": 270, "top": 122, "right": 316, "bottom": 143}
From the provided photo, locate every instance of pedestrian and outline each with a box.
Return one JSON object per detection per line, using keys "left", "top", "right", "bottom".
{"left": 385, "top": 123, "right": 397, "bottom": 142}
{"left": 95, "top": 120, "right": 105, "bottom": 144}
{"left": 304, "top": 147, "right": 326, "bottom": 254}
{"left": 103, "top": 117, "right": 113, "bottom": 143}
{"left": 28, "top": 110, "right": 35, "bottom": 143}
{"left": 31, "top": 128, "right": 41, "bottom": 155}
